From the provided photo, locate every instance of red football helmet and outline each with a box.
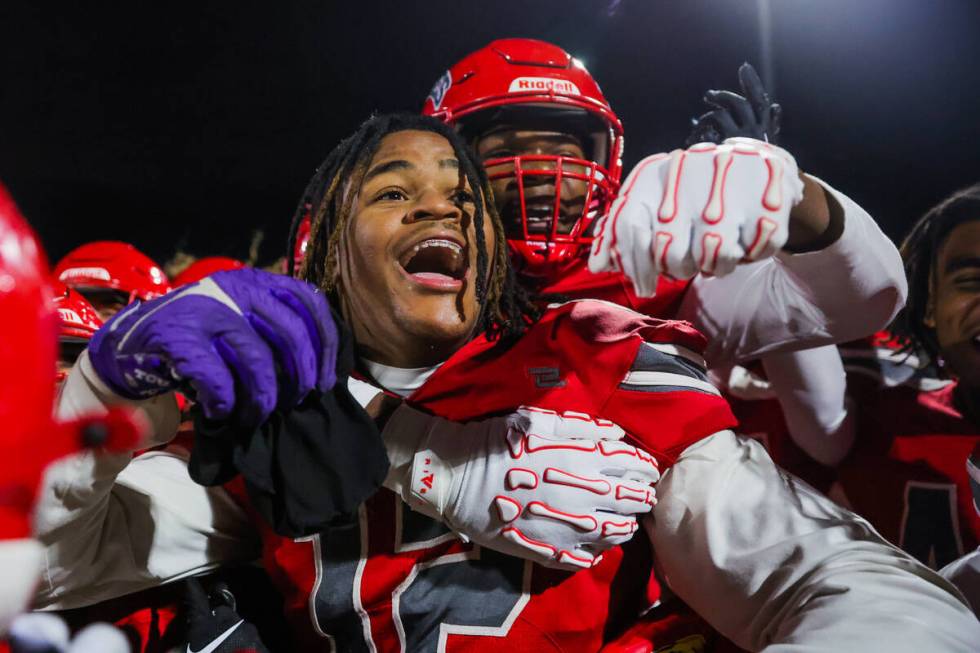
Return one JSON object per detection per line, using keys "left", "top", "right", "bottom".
{"left": 423, "top": 38, "right": 624, "bottom": 278}
{"left": 53, "top": 241, "right": 171, "bottom": 305}
{"left": 52, "top": 282, "right": 103, "bottom": 341}
{"left": 0, "top": 186, "right": 143, "bottom": 628}
{"left": 292, "top": 214, "right": 312, "bottom": 277}
{"left": 0, "top": 186, "right": 59, "bottom": 454}
{"left": 0, "top": 187, "right": 143, "bottom": 537}
{"left": 172, "top": 256, "right": 246, "bottom": 287}
{"left": 51, "top": 282, "right": 103, "bottom": 384}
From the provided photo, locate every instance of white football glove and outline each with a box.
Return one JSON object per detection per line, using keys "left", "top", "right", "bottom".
{"left": 387, "top": 404, "right": 660, "bottom": 571}
{"left": 8, "top": 613, "right": 130, "bottom": 653}
{"left": 589, "top": 137, "right": 806, "bottom": 297}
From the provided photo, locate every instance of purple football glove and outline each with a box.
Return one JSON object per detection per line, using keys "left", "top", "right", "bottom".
{"left": 88, "top": 268, "right": 337, "bottom": 426}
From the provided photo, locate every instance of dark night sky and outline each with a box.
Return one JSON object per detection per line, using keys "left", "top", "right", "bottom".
{"left": 2, "top": 0, "right": 979, "bottom": 268}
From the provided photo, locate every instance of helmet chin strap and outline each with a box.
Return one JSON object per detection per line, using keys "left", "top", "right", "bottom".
{"left": 508, "top": 239, "right": 586, "bottom": 288}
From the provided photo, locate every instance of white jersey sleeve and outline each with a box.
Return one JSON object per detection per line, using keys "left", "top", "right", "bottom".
{"left": 648, "top": 430, "right": 980, "bottom": 652}
{"left": 940, "top": 548, "right": 980, "bottom": 617}
{"left": 679, "top": 177, "right": 907, "bottom": 366}
{"left": 33, "top": 351, "right": 260, "bottom": 610}
{"left": 761, "top": 346, "right": 856, "bottom": 466}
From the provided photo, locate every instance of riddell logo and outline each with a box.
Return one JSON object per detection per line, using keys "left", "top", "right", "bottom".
{"left": 508, "top": 77, "right": 581, "bottom": 95}
{"left": 57, "top": 308, "right": 81, "bottom": 324}
{"left": 59, "top": 267, "right": 111, "bottom": 282}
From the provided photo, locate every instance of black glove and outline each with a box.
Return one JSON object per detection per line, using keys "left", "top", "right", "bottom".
{"left": 686, "top": 62, "right": 782, "bottom": 145}
{"left": 183, "top": 578, "right": 271, "bottom": 653}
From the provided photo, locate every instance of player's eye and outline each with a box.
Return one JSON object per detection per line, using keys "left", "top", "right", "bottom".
{"left": 483, "top": 149, "right": 515, "bottom": 160}
{"left": 450, "top": 189, "right": 476, "bottom": 205}
{"left": 953, "top": 274, "right": 980, "bottom": 290}
{"left": 373, "top": 188, "right": 408, "bottom": 202}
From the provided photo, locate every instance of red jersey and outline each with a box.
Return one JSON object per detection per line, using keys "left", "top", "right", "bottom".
{"left": 249, "top": 300, "right": 736, "bottom": 652}
{"left": 832, "top": 380, "right": 980, "bottom": 569}
{"left": 542, "top": 259, "right": 691, "bottom": 321}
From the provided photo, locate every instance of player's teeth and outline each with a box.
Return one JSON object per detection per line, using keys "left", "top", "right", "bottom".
{"left": 415, "top": 239, "right": 461, "bottom": 254}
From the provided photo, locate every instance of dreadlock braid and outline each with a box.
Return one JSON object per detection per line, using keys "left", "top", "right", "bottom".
{"left": 285, "top": 113, "right": 540, "bottom": 340}
{"left": 892, "top": 182, "right": 980, "bottom": 364}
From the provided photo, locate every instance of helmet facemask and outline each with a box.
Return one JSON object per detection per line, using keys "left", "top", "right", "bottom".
{"left": 460, "top": 105, "right": 619, "bottom": 279}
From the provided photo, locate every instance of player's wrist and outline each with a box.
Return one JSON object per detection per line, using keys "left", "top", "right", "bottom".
{"left": 785, "top": 174, "right": 844, "bottom": 253}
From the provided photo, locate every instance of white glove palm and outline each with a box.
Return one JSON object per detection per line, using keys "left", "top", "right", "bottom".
{"left": 589, "top": 137, "right": 805, "bottom": 297}
{"left": 395, "top": 405, "right": 660, "bottom": 570}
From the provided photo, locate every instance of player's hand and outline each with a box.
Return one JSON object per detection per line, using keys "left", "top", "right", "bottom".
{"left": 685, "top": 62, "right": 782, "bottom": 146}
{"left": 588, "top": 137, "right": 805, "bottom": 296}
{"left": 88, "top": 268, "right": 337, "bottom": 426}
{"left": 404, "top": 406, "right": 660, "bottom": 570}
{"left": 7, "top": 613, "right": 130, "bottom": 653}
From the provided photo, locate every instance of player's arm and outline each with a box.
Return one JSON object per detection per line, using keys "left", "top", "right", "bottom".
{"left": 680, "top": 178, "right": 907, "bottom": 365}
{"left": 760, "top": 345, "right": 856, "bottom": 466}
{"left": 32, "top": 350, "right": 260, "bottom": 610}
{"left": 678, "top": 64, "right": 905, "bottom": 364}
{"left": 940, "top": 548, "right": 980, "bottom": 617}
{"left": 34, "top": 268, "right": 349, "bottom": 607}
{"left": 347, "top": 377, "right": 659, "bottom": 571}
{"left": 647, "top": 430, "right": 980, "bottom": 651}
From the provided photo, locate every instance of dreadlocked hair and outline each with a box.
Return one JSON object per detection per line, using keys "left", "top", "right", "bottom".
{"left": 285, "top": 113, "right": 541, "bottom": 341}
{"left": 892, "top": 182, "right": 980, "bottom": 364}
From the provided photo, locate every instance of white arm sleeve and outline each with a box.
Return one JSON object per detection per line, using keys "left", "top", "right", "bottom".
{"left": 940, "top": 548, "right": 980, "bottom": 617}
{"left": 648, "top": 430, "right": 980, "bottom": 652}
{"left": 679, "top": 177, "right": 907, "bottom": 366}
{"left": 761, "top": 346, "right": 856, "bottom": 466}
{"left": 33, "top": 351, "right": 260, "bottom": 610}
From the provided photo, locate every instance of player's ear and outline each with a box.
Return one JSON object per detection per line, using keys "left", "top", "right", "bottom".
{"left": 923, "top": 300, "right": 936, "bottom": 328}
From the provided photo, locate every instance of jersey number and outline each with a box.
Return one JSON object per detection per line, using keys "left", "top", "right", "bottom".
{"left": 307, "top": 493, "right": 529, "bottom": 653}
{"left": 899, "top": 481, "right": 963, "bottom": 569}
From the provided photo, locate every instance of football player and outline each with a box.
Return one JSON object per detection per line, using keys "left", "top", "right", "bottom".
{"left": 282, "top": 50, "right": 903, "bottom": 581}
{"left": 418, "top": 39, "right": 906, "bottom": 367}
{"left": 54, "top": 241, "right": 171, "bottom": 320}
{"left": 39, "top": 116, "right": 979, "bottom": 651}
{"left": 826, "top": 184, "right": 980, "bottom": 571}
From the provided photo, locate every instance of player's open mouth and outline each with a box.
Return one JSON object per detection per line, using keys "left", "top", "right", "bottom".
{"left": 525, "top": 202, "right": 559, "bottom": 234}
{"left": 398, "top": 235, "right": 468, "bottom": 291}
{"left": 500, "top": 199, "right": 578, "bottom": 237}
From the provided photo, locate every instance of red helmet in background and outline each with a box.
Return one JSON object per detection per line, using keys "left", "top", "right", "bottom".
{"left": 53, "top": 241, "right": 171, "bottom": 303}
{"left": 423, "top": 38, "right": 624, "bottom": 278}
{"left": 172, "top": 256, "right": 246, "bottom": 287}
{"left": 292, "top": 214, "right": 312, "bottom": 277}
{"left": 52, "top": 282, "right": 103, "bottom": 341}
{"left": 51, "top": 282, "right": 103, "bottom": 383}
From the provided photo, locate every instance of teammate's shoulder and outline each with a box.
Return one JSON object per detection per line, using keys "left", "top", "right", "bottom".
{"left": 539, "top": 298, "right": 707, "bottom": 352}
